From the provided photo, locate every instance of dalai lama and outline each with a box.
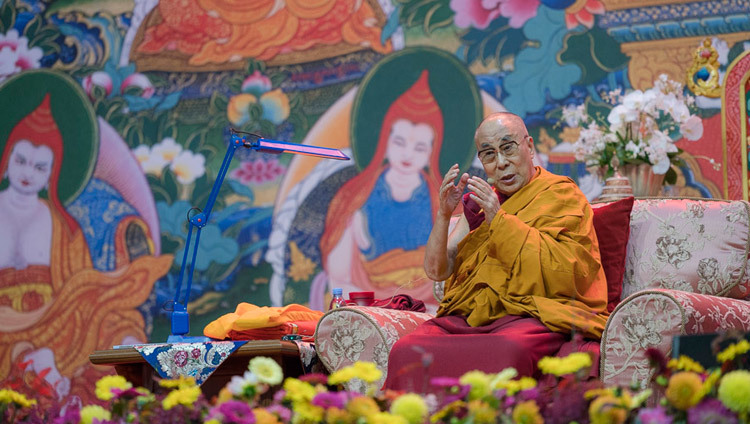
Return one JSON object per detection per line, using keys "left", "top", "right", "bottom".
{"left": 384, "top": 112, "right": 609, "bottom": 392}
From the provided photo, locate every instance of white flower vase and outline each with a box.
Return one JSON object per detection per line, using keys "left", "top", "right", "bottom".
{"left": 619, "top": 163, "right": 665, "bottom": 197}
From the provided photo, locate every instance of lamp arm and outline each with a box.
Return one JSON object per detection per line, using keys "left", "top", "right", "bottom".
{"left": 169, "top": 129, "right": 349, "bottom": 341}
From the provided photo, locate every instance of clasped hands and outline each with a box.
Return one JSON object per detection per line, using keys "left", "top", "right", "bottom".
{"left": 439, "top": 164, "right": 500, "bottom": 223}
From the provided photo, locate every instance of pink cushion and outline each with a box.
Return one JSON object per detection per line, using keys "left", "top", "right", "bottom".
{"left": 591, "top": 197, "right": 634, "bottom": 312}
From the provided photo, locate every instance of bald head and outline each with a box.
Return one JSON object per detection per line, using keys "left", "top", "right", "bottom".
{"left": 475, "top": 112, "right": 528, "bottom": 143}
{"left": 474, "top": 112, "right": 536, "bottom": 196}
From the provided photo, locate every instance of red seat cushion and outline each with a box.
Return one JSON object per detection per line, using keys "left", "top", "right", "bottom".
{"left": 591, "top": 197, "right": 634, "bottom": 312}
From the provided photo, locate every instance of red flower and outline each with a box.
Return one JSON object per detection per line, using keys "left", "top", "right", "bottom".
{"left": 174, "top": 350, "right": 188, "bottom": 367}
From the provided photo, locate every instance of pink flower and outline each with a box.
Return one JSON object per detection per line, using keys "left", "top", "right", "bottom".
{"left": 82, "top": 71, "right": 113, "bottom": 98}
{"left": 450, "top": 0, "right": 539, "bottom": 29}
{"left": 174, "top": 350, "right": 188, "bottom": 367}
{"left": 564, "top": 0, "right": 605, "bottom": 29}
{"left": 191, "top": 348, "right": 201, "bottom": 359}
{"left": 0, "top": 29, "right": 43, "bottom": 82}
{"left": 230, "top": 158, "right": 285, "bottom": 185}
{"left": 241, "top": 70, "right": 272, "bottom": 97}
{"left": 121, "top": 73, "right": 155, "bottom": 98}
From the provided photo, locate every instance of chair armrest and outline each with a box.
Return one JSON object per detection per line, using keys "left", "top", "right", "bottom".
{"left": 600, "top": 289, "right": 750, "bottom": 388}
{"left": 315, "top": 306, "right": 433, "bottom": 389}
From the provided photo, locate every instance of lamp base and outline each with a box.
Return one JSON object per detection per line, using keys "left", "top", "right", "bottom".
{"left": 167, "top": 334, "right": 212, "bottom": 343}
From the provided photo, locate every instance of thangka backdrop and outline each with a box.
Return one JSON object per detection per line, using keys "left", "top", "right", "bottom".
{"left": 1, "top": 0, "right": 749, "bottom": 405}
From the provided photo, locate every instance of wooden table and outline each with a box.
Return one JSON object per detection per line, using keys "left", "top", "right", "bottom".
{"left": 89, "top": 340, "right": 303, "bottom": 399}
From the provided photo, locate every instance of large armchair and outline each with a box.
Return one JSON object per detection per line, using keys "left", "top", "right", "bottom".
{"left": 315, "top": 198, "right": 750, "bottom": 390}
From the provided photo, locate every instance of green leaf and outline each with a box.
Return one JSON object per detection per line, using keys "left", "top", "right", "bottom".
{"left": 559, "top": 27, "right": 629, "bottom": 86}
{"left": 0, "top": 0, "right": 16, "bottom": 34}
{"left": 23, "top": 14, "right": 41, "bottom": 39}
{"left": 209, "top": 91, "right": 229, "bottom": 115}
{"left": 226, "top": 77, "right": 242, "bottom": 93}
{"left": 245, "top": 59, "right": 266, "bottom": 75}
{"left": 396, "top": 0, "right": 454, "bottom": 35}
{"left": 664, "top": 166, "right": 677, "bottom": 185}
{"left": 269, "top": 72, "right": 286, "bottom": 88}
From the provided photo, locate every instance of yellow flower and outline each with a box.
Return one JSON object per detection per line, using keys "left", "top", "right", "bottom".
{"left": 347, "top": 396, "right": 380, "bottom": 418}
{"left": 589, "top": 395, "right": 627, "bottom": 424}
{"left": 496, "top": 377, "right": 537, "bottom": 396}
{"left": 254, "top": 408, "right": 283, "bottom": 424}
{"left": 667, "top": 355, "right": 705, "bottom": 373}
{"left": 162, "top": 386, "right": 201, "bottom": 410}
{"left": 512, "top": 400, "right": 543, "bottom": 424}
{"left": 469, "top": 400, "right": 497, "bottom": 424}
{"left": 283, "top": 378, "right": 317, "bottom": 403}
{"left": 326, "top": 407, "right": 354, "bottom": 424}
{"left": 702, "top": 370, "right": 721, "bottom": 396}
{"left": 430, "top": 400, "right": 466, "bottom": 423}
{"left": 95, "top": 375, "right": 133, "bottom": 401}
{"left": 717, "top": 370, "right": 750, "bottom": 414}
{"left": 665, "top": 372, "right": 704, "bottom": 410}
{"left": 293, "top": 400, "right": 325, "bottom": 422}
{"left": 329, "top": 362, "right": 382, "bottom": 385}
{"left": 391, "top": 393, "right": 428, "bottom": 424}
{"left": 205, "top": 420, "right": 221, "bottom": 424}
{"left": 538, "top": 352, "right": 592, "bottom": 376}
{"left": 0, "top": 389, "right": 36, "bottom": 408}
{"left": 80, "top": 405, "right": 112, "bottom": 424}
{"left": 287, "top": 242, "right": 316, "bottom": 282}
{"left": 459, "top": 370, "right": 492, "bottom": 400}
{"left": 369, "top": 412, "right": 409, "bottom": 424}
{"left": 249, "top": 356, "right": 284, "bottom": 385}
{"left": 159, "top": 375, "right": 197, "bottom": 389}
{"left": 717, "top": 340, "right": 750, "bottom": 363}
{"left": 490, "top": 368, "right": 518, "bottom": 388}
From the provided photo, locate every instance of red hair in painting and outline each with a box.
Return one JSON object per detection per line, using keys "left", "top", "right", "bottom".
{"left": 0, "top": 94, "right": 77, "bottom": 233}
{"left": 320, "top": 70, "right": 444, "bottom": 264}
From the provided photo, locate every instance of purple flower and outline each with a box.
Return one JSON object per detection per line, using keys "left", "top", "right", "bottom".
{"left": 51, "top": 407, "right": 80, "bottom": 424}
{"left": 518, "top": 387, "right": 540, "bottom": 402}
{"left": 208, "top": 400, "right": 256, "bottom": 424}
{"left": 312, "top": 391, "right": 347, "bottom": 409}
{"left": 687, "top": 399, "right": 738, "bottom": 424}
{"left": 266, "top": 405, "right": 292, "bottom": 422}
{"left": 174, "top": 350, "right": 188, "bottom": 367}
{"left": 299, "top": 373, "right": 329, "bottom": 385}
{"left": 431, "top": 377, "right": 461, "bottom": 388}
{"left": 637, "top": 406, "right": 673, "bottom": 424}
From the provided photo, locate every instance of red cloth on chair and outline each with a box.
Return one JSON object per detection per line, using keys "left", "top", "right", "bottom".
{"left": 384, "top": 315, "right": 567, "bottom": 393}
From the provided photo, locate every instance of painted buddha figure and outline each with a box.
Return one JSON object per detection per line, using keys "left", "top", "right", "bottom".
{"left": 319, "top": 70, "right": 444, "bottom": 306}
{"left": 0, "top": 94, "right": 171, "bottom": 404}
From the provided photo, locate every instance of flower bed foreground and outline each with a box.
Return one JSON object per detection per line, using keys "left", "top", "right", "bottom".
{"left": 2, "top": 339, "right": 750, "bottom": 423}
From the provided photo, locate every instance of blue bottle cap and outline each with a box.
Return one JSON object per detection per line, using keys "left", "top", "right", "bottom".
{"left": 332, "top": 288, "right": 343, "bottom": 296}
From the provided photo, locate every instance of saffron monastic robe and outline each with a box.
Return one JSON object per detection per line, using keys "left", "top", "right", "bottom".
{"left": 437, "top": 167, "right": 608, "bottom": 338}
{"left": 384, "top": 167, "right": 608, "bottom": 391}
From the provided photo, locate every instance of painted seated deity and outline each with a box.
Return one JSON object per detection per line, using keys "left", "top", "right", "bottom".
{"left": 0, "top": 76, "right": 171, "bottom": 405}
{"left": 319, "top": 70, "right": 445, "bottom": 306}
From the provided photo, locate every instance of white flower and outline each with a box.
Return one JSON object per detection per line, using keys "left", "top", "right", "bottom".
{"left": 170, "top": 150, "right": 206, "bottom": 184}
{"left": 680, "top": 115, "right": 703, "bottom": 141}
{"left": 607, "top": 104, "right": 638, "bottom": 129}
{"left": 132, "top": 145, "right": 151, "bottom": 163}
{"left": 152, "top": 137, "right": 183, "bottom": 163}
{"left": 562, "top": 104, "right": 587, "bottom": 127}
{"left": 0, "top": 29, "right": 42, "bottom": 82}
{"left": 82, "top": 71, "right": 113, "bottom": 98}
{"left": 625, "top": 140, "right": 640, "bottom": 156}
{"left": 140, "top": 155, "right": 168, "bottom": 176}
{"left": 121, "top": 73, "right": 155, "bottom": 98}
{"left": 227, "top": 370, "right": 259, "bottom": 396}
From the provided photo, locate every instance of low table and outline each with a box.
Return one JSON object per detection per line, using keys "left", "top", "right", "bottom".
{"left": 89, "top": 340, "right": 303, "bottom": 399}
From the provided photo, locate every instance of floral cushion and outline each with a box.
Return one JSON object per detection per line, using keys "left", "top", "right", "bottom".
{"left": 621, "top": 199, "right": 750, "bottom": 300}
{"left": 600, "top": 289, "right": 750, "bottom": 388}
{"left": 314, "top": 306, "right": 432, "bottom": 391}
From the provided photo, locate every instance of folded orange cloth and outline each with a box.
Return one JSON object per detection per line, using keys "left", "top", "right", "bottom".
{"left": 204, "top": 303, "right": 324, "bottom": 340}
{"left": 227, "top": 320, "right": 319, "bottom": 341}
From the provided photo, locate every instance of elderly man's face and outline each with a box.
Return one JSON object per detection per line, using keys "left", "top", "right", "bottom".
{"left": 474, "top": 117, "right": 535, "bottom": 197}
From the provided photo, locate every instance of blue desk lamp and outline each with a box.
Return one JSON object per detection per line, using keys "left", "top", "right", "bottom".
{"left": 168, "top": 129, "right": 349, "bottom": 342}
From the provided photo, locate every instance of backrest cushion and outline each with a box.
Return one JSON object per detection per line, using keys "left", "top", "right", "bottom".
{"left": 621, "top": 199, "right": 750, "bottom": 300}
{"left": 591, "top": 196, "right": 635, "bottom": 312}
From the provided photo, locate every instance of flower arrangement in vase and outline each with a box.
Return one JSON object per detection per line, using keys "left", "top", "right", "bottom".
{"left": 562, "top": 74, "right": 709, "bottom": 196}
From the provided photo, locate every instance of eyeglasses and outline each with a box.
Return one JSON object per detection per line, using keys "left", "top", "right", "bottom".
{"left": 477, "top": 136, "right": 526, "bottom": 164}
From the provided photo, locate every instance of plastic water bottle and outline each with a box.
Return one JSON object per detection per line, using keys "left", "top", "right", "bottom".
{"left": 329, "top": 288, "right": 347, "bottom": 310}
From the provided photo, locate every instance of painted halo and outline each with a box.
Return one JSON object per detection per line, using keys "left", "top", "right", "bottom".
{"left": 0, "top": 69, "right": 98, "bottom": 205}
{"left": 350, "top": 46, "right": 483, "bottom": 175}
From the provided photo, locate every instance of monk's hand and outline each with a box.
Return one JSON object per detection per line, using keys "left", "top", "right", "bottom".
{"left": 467, "top": 176, "right": 500, "bottom": 223}
{"left": 439, "top": 164, "right": 469, "bottom": 219}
